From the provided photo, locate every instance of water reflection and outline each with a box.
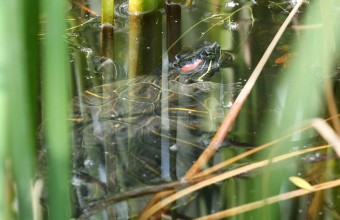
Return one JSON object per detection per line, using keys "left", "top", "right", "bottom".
{"left": 61, "top": 0, "right": 332, "bottom": 219}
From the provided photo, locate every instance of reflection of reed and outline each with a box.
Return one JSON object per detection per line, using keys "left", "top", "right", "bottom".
{"left": 128, "top": 12, "right": 162, "bottom": 78}
{"left": 166, "top": 4, "right": 182, "bottom": 59}
{"left": 101, "top": 2, "right": 116, "bottom": 199}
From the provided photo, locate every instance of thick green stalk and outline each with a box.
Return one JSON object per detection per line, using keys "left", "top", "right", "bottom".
{"left": 0, "top": 1, "right": 7, "bottom": 219}
{"left": 101, "top": 0, "right": 114, "bottom": 59}
{"left": 42, "top": 0, "right": 71, "bottom": 219}
{"left": 2, "top": 0, "right": 37, "bottom": 219}
{"left": 102, "top": 0, "right": 114, "bottom": 25}
{"left": 129, "top": 0, "right": 161, "bottom": 13}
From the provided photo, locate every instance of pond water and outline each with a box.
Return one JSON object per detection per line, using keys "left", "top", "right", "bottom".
{"left": 63, "top": 0, "right": 340, "bottom": 219}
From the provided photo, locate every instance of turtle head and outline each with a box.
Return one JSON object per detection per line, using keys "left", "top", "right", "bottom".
{"left": 172, "top": 41, "right": 232, "bottom": 83}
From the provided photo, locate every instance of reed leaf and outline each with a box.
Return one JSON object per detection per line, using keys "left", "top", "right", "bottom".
{"left": 1, "top": 0, "right": 39, "bottom": 219}
{"left": 42, "top": 0, "right": 72, "bottom": 219}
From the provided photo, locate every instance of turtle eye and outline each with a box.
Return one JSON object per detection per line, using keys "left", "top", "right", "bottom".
{"left": 201, "top": 49, "right": 215, "bottom": 60}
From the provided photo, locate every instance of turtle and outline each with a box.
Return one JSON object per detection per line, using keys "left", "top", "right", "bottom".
{"left": 71, "top": 41, "right": 237, "bottom": 217}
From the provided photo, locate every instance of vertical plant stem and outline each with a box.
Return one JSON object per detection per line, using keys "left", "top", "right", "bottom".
{"left": 129, "top": 0, "right": 160, "bottom": 14}
{"left": 101, "top": 0, "right": 114, "bottom": 59}
{"left": 0, "top": 1, "right": 8, "bottom": 219}
{"left": 102, "top": 0, "right": 114, "bottom": 24}
{"left": 42, "top": 0, "right": 71, "bottom": 219}
{"left": 3, "top": 0, "right": 38, "bottom": 218}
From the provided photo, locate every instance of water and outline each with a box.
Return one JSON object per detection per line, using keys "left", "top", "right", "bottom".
{"left": 63, "top": 0, "right": 340, "bottom": 219}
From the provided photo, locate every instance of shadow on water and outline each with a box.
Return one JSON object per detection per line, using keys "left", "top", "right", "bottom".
{"left": 57, "top": 0, "right": 340, "bottom": 219}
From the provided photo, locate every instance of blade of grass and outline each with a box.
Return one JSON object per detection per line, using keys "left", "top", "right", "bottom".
{"left": 42, "top": 0, "right": 72, "bottom": 219}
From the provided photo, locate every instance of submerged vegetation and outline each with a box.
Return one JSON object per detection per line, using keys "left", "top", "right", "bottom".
{"left": 1, "top": 0, "right": 340, "bottom": 219}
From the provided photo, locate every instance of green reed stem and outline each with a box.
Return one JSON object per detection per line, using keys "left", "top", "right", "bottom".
{"left": 42, "top": 0, "right": 71, "bottom": 219}
{"left": 0, "top": 1, "right": 8, "bottom": 219}
{"left": 102, "top": 0, "right": 114, "bottom": 25}
{"left": 2, "top": 0, "right": 39, "bottom": 218}
{"left": 129, "top": 0, "right": 162, "bottom": 13}
{"left": 101, "top": 0, "right": 114, "bottom": 58}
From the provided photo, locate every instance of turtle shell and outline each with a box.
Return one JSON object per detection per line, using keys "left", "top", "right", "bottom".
{"left": 70, "top": 42, "right": 237, "bottom": 217}
{"left": 71, "top": 75, "right": 237, "bottom": 204}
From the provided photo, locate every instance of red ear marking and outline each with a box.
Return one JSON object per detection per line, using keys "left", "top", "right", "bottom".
{"left": 180, "top": 59, "right": 202, "bottom": 72}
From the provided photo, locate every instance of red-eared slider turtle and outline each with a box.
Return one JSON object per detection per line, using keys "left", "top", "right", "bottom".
{"left": 71, "top": 42, "right": 235, "bottom": 217}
